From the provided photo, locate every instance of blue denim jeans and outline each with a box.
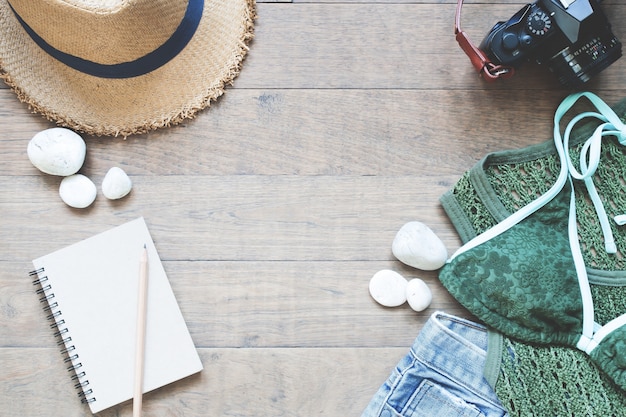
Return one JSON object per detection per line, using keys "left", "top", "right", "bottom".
{"left": 361, "top": 312, "right": 508, "bottom": 417}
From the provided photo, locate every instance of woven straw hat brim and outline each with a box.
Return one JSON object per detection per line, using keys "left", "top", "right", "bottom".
{"left": 0, "top": 0, "right": 256, "bottom": 137}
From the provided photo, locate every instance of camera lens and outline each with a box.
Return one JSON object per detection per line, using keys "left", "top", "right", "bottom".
{"left": 547, "top": 30, "right": 622, "bottom": 88}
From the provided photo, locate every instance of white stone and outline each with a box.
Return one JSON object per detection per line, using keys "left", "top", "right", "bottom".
{"left": 406, "top": 278, "right": 432, "bottom": 312}
{"left": 368, "top": 269, "right": 408, "bottom": 307}
{"left": 102, "top": 167, "right": 132, "bottom": 200}
{"left": 392, "top": 221, "right": 448, "bottom": 270}
{"left": 59, "top": 174, "right": 97, "bottom": 208}
{"left": 27, "top": 128, "right": 86, "bottom": 176}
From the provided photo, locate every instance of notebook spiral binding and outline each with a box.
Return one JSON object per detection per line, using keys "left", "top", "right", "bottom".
{"left": 30, "top": 267, "right": 97, "bottom": 406}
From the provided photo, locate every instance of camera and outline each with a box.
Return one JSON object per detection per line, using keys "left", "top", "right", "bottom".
{"left": 480, "top": 0, "right": 621, "bottom": 87}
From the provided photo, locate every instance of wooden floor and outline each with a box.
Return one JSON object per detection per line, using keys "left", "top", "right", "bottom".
{"left": 3, "top": 1, "right": 626, "bottom": 416}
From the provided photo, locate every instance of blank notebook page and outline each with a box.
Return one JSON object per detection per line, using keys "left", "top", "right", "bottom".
{"left": 32, "top": 217, "right": 203, "bottom": 414}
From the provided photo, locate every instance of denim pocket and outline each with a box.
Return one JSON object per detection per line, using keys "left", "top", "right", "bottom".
{"left": 387, "top": 379, "right": 484, "bottom": 417}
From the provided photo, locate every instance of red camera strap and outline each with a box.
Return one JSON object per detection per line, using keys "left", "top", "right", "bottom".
{"left": 454, "top": 0, "right": 515, "bottom": 81}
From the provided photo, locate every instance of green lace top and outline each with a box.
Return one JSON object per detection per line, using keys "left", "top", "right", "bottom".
{"left": 440, "top": 93, "right": 626, "bottom": 416}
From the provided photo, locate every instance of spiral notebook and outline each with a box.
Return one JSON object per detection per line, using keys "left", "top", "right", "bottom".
{"left": 30, "top": 217, "right": 203, "bottom": 414}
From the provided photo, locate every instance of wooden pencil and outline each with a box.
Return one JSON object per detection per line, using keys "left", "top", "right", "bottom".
{"left": 133, "top": 244, "right": 149, "bottom": 417}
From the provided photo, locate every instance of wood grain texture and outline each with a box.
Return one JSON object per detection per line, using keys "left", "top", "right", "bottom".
{"left": 2, "top": 0, "right": 626, "bottom": 416}
{"left": 1, "top": 347, "right": 408, "bottom": 417}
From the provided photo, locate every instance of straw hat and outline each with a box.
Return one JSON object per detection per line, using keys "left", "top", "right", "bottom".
{"left": 0, "top": 0, "right": 256, "bottom": 137}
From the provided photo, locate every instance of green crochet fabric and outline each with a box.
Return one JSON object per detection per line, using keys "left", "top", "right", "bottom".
{"left": 497, "top": 339, "right": 625, "bottom": 416}
{"left": 440, "top": 98, "right": 626, "bottom": 416}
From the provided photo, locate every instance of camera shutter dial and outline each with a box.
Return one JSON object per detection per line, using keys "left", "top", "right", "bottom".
{"left": 527, "top": 9, "right": 552, "bottom": 36}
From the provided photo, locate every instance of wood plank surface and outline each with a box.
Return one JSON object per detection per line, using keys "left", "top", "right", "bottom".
{"left": 1, "top": 347, "right": 408, "bottom": 417}
{"left": 2, "top": 0, "right": 626, "bottom": 416}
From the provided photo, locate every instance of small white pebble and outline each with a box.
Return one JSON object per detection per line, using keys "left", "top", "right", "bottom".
{"left": 27, "top": 128, "right": 86, "bottom": 176}
{"left": 392, "top": 221, "right": 448, "bottom": 270}
{"left": 59, "top": 174, "right": 97, "bottom": 208}
{"left": 406, "top": 278, "right": 432, "bottom": 312}
{"left": 368, "top": 270, "right": 408, "bottom": 307}
{"left": 102, "top": 167, "right": 132, "bottom": 200}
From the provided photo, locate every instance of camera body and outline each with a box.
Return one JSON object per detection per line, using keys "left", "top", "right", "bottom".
{"left": 480, "top": 0, "right": 621, "bottom": 87}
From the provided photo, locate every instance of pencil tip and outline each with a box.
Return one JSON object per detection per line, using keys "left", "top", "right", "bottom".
{"left": 144, "top": 243, "right": 147, "bottom": 249}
